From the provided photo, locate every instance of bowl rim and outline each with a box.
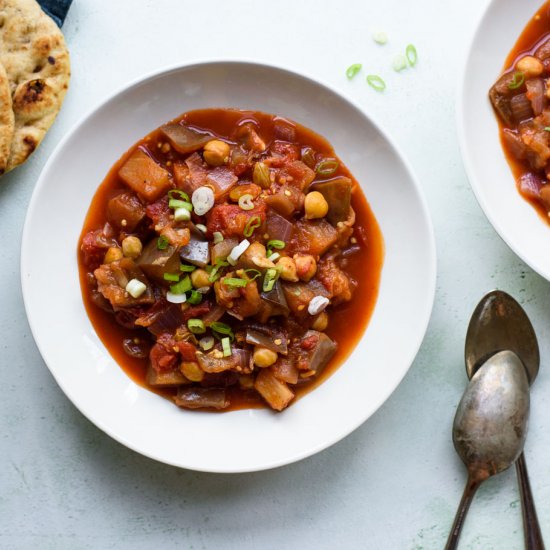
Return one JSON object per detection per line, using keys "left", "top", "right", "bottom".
{"left": 21, "top": 58, "right": 437, "bottom": 472}
{"left": 455, "top": 0, "right": 550, "bottom": 280}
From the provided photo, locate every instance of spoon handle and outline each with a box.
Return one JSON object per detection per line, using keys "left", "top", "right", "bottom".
{"left": 516, "top": 452, "right": 546, "bottom": 550}
{"left": 445, "top": 475, "right": 482, "bottom": 550}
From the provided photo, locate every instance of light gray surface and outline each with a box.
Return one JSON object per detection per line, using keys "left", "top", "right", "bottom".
{"left": 2, "top": 0, "right": 550, "bottom": 548}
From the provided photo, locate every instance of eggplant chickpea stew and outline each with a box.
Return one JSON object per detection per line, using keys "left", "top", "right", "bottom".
{"left": 490, "top": 6, "right": 550, "bottom": 220}
{"left": 79, "top": 109, "right": 383, "bottom": 412}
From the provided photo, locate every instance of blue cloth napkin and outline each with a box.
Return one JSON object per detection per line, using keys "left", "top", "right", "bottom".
{"left": 37, "top": 0, "right": 73, "bottom": 27}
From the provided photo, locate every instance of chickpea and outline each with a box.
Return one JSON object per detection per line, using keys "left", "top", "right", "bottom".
{"left": 253, "top": 346, "right": 278, "bottom": 368}
{"left": 276, "top": 256, "right": 298, "bottom": 282}
{"left": 304, "top": 191, "right": 329, "bottom": 219}
{"left": 180, "top": 361, "right": 204, "bottom": 382}
{"left": 190, "top": 268, "right": 212, "bottom": 289}
{"left": 203, "top": 139, "right": 230, "bottom": 166}
{"left": 516, "top": 55, "right": 544, "bottom": 78}
{"left": 312, "top": 311, "right": 329, "bottom": 331}
{"left": 122, "top": 236, "right": 143, "bottom": 259}
{"left": 104, "top": 247, "right": 123, "bottom": 264}
{"left": 293, "top": 253, "right": 317, "bottom": 282}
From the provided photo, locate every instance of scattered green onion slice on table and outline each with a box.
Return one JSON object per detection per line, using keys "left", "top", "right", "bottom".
{"left": 346, "top": 63, "right": 362, "bottom": 80}
{"left": 367, "top": 74, "right": 386, "bottom": 92}
{"left": 508, "top": 71, "right": 525, "bottom": 90}
{"left": 221, "top": 337, "right": 232, "bottom": 357}
{"left": 187, "top": 290, "right": 203, "bottom": 305}
{"left": 263, "top": 268, "right": 279, "bottom": 292}
{"left": 406, "top": 44, "right": 418, "bottom": 67}
{"left": 170, "top": 276, "right": 192, "bottom": 295}
{"left": 157, "top": 235, "right": 169, "bottom": 250}
{"left": 243, "top": 216, "right": 261, "bottom": 237}
{"left": 372, "top": 31, "right": 388, "bottom": 45}
{"left": 163, "top": 272, "right": 180, "bottom": 282}
{"left": 223, "top": 277, "right": 248, "bottom": 289}
{"left": 392, "top": 54, "right": 408, "bottom": 72}
{"left": 316, "top": 159, "right": 339, "bottom": 176}
{"left": 168, "top": 189, "right": 190, "bottom": 202}
{"left": 187, "top": 318, "right": 206, "bottom": 334}
{"left": 180, "top": 264, "right": 196, "bottom": 272}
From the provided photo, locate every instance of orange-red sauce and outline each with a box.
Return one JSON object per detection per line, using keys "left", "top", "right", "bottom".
{"left": 499, "top": 2, "right": 550, "bottom": 221}
{"left": 78, "top": 109, "right": 384, "bottom": 410}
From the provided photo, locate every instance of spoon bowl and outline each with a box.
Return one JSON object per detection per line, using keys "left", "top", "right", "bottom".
{"left": 446, "top": 350, "right": 530, "bottom": 549}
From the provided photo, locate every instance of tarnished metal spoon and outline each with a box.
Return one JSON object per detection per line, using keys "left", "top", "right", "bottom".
{"left": 465, "top": 290, "right": 544, "bottom": 549}
{"left": 445, "top": 350, "right": 530, "bottom": 550}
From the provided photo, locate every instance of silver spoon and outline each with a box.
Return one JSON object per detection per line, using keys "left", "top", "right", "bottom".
{"left": 465, "top": 290, "right": 544, "bottom": 549}
{"left": 445, "top": 350, "right": 530, "bottom": 550}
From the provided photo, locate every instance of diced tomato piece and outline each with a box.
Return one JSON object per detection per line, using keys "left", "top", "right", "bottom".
{"left": 301, "top": 334, "right": 319, "bottom": 350}
{"left": 145, "top": 196, "right": 171, "bottom": 228}
{"left": 118, "top": 148, "right": 172, "bottom": 202}
{"left": 181, "top": 302, "right": 211, "bottom": 322}
{"left": 176, "top": 341, "right": 198, "bottom": 362}
{"left": 81, "top": 229, "right": 115, "bottom": 269}
{"left": 206, "top": 203, "right": 266, "bottom": 238}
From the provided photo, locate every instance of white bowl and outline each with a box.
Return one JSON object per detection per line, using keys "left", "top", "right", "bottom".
{"left": 458, "top": 0, "right": 550, "bottom": 279}
{"left": 21, "top": 61, "right": 436, "bottom": 472}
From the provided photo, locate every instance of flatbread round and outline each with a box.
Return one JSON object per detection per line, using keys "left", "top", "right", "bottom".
{"left": 0, "top": 61, "right": 14, "bottom": 173}
{"left": 0, "top": 0, "right": 70, "bottom": 173}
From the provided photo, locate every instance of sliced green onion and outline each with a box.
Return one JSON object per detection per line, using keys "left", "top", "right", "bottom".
{"left": 195, "top": 223, "right": 207, "bottom": 234}
{"left": 244, "top": 268, "right": 262, "bottom": 281}
{"left": 544, "top": 127, "right": 550, "bottom": 132}
{"left": 223, "top": 277, "right": 248, "bottom": 289}
{"left": 263, "top": 268, "right": 279, "bottom": 292}
{"left": 301, "top": 147, "right": 317, "bottom": 168}
{"left": 199, "top": 336, "right": 215, "bottom": 351}
{"left": 174, "top": 207, "right": 191, "bottom": 222}
{"left": 244, "top": 216, "right": 261, "bottom": 237}
{"left": 168, "top": 189, "right": 190, "bottom": 202}
{"left": 180, "top": 264, "right": 197, "bottom": 272}
{"left": 157, "top": 235, "right": 169, "bottom": 250}
{"left": 187, "top": 318, "right": 206, "bottom": 334}
{"left": 367, "top": 74, "right": 386, "bottom": 92}
{"left": 126, "top": 279, "right": 146, "bottom": 299}
{"left": 169, "top": 199, "right": 193, "bottom": 211}
{"left": 253, "top": 162, "right": 270, "bottom": 188}
{"left": 208, "top": 260, "right": 229, "bottom": 283}
{"left": 372, "top": 31, "right": 388, "bottom": 45}
{"left": 406, "top": 44, "right": 418, "bottom": 67}
{"left": 508, "top": 71, "right": 525, "bottom": 90}
{"left": 346, "top": 63, "right": 362, "bottom": 79}
{"left": 221, "top": 337, "right": 231, "bottom": 357}
{"left": 267, "top": 252, "right": 280, "bottom": 262}
{"left": 316, "top": 159, "right": 339, "bottom": 176}
{"left": 227, "top": 239, "right": 251, "bottom": 265}
{"left": 392, "top": 54, "right": 407, "bottom": 72}
{"left": 187, "top": 290, "right": 203, "bottom": 305}
{"left": 209, "top": 322, "right": 233, "bottom": 335}
{"left": 213, "top": 231, "right": 224, "bottom": 244}
{"left": 170, "top": 275, "right": 192, "bottom": 295}
{"left": 163, "top": 272, "right": 180, "bottom": 282}
{"left": 238, "top": 193, "right": 255, "bottom": 211}
{"left": 267, "top": 239, "right": 285, "bottom": 250}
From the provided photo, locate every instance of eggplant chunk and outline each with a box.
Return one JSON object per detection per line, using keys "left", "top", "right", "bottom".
{"left": 261, "top": 280, "right": 290, "bottom": 317}
{"left": 174, "top": 387, "right": 229, "bottom": 410}
{"left": 245, "top": 326, "right": 288, "bottom": 355}
{"left": 311, "top": 177, "right": 353, "bottom": 225}
{"left": 146, "top": 366, "right": 189, "bottom": 387}
{"left": 137, "top": 239, "right": 181, "bottom": 284}
{"left": 254, "top": 368, "right": 294, "bottom": 411}
{"left": 160, "top": 123, "right": 212, "bottom": 154}
{"left": 180, "top": 236, "right": 210, "bottom": 267}
{"left": 294, "top": 330, "right": 337, "bottom": 374}
{"left": 489, "top": 71, "right": 526, "bottom": 126}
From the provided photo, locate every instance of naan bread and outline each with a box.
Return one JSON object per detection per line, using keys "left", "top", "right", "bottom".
{"left": 0, "top": 0, "right": 70, "bottom": 173}
{"left": 0, "top": 61, "right": 14, "bottom": 173}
